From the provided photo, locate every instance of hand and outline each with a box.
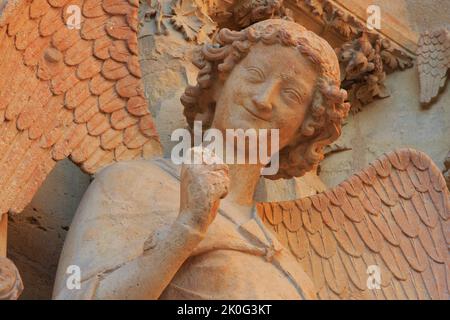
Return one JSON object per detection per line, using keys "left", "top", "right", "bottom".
{"left": 177, "top": 147, "right": 230, "bottom": 234}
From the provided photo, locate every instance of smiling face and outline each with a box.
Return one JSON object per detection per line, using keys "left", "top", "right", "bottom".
{"left": 211, "top": 42, "right": 320, "bottom": 151}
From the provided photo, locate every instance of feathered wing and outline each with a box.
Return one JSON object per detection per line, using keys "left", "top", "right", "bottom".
{"left": 0, "top": 0, "right": 161, "bottom": 216}
{"left": 257, "top": 148, "right": 450, "bottom": 300}
{"left": 417, "top": 27, "right": 450, "bottom": 104}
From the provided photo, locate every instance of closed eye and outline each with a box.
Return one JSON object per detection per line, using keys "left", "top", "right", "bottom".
{"left": 246, "top": 67, "right": 265, "bottom": 83}
{"left": 282, "top": 88, "right": 302, "bottom": 104}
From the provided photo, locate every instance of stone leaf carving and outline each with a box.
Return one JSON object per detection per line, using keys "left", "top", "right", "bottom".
{"left": 290, "top": 0, "right": 414, "bottom": 111}
{"left": 337, "top": 32, "right": 413, "bottom": 113}
{"left": 303, "top": 0, "right": 365, "bottom": 39}
{"left": 143, "top": 0, "right": 217, "bottom": 43}
{"left": 194, "top": 0, "right": 290, "bottom": 29}
{"left": 417, "top": 26, "right": 450, "bottom": 105}
{"left": 144, "top": 1, "right": 415, "bottom": 112}
{"left": 231, "top": 0, "right": 288, "bottom": 28}
{"left": 0, "top": 257, "right": 24, "bottom": 300}
{"left": 171, "top": 0, "right": 217, "bottom": 42}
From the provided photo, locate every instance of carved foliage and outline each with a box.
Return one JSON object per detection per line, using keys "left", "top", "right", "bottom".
{"left": 231, "top": 0, "right": 287, "bottom": 28}
{"left": 143, "top": 0, "right": 217, "bottom": 43}
{"left": 304, "top": 0, "right": 364, "bottom": 39}
{"left": 336, "top": 32, "right": 413, "bottom": 113}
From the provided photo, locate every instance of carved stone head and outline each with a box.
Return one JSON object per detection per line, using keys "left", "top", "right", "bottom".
{"left": 181, "top": 19, "right": 350, "bottom": 179}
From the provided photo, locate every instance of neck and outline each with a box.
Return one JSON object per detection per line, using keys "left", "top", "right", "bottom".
{"left": 220, "top": 163, "right": 262, "bottom": 225}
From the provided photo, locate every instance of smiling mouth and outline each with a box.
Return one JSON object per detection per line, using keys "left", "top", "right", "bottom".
{"left": 242, "top": 105, "right": 270, "bottom": 122}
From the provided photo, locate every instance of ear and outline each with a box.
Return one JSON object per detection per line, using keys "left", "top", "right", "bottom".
{"left": 306, "top": 123, "right": 341, "bottom": 162}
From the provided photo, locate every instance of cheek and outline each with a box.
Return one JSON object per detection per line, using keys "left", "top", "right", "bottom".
{"left": 230, "top": 82, "right": 250, "bottom": 105}
{"left": 276, "top": 105, "right": 308, "bottom": 146}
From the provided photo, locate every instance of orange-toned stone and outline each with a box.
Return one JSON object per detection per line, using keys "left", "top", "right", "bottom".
{"left": 99, "top": 87, "right": 125, "bottom": 113}
{"left": 106, "top": 16, "right": 131, "bottom": 40}
{"left": 102, "top": 58, "right": 129, "bottom": 80}
{"left": 29, "top": 95, "right": 64, "bottom": 140}
{"left": 15, "top": 19, "right": 39, "bottom": 50}
{"left": 81, "top": 15, "right": 109, "bottom": 40}
{"left": 82, "top": 148, "right": 114, "bottom": 173}
{"left": 93, "top": 37, "right": 113, "bottom": 60}
{"left": 103, "top": 0, "right": 132, "bottom": 15}
{"left": 139, "top": 114, "right": 157, "bottom": 138}
{"left": 113, "top": 142, "right": 141, "bottom": 161}
{"left": 48, "top": 0, "right": 70, "bottom": 7}
{"left": 126, "top": 96, "right": 149, "bottom": 116}
{"left": 100, "top": 128, "right": 123, "bottom": 150}
{"left": 74, "top": 96, "right": 99, "bottom": 124}
{"left": 89, "top": 74, "right": 115, "bottom": 95}
{"left": 51, "top": 66, "right": 80, "bottom": 95}
{"left": 77, "top": 56, "right": 102, "bottom": 80}
{"left": 126, "top": 11, "right": 138, "bottom": 32}
{"left": 127, "top": 35, "right": 138, "bottom": 55}
{"left": 116, "top": 74, "right": 141, "bottom": 98}
{"left": 111, "top": 109, "right": 138, "bottom": 129}
{"left": 109, "top": 40, "right": 130, "bottom": 63}
{"left": 40, "top": 111, "right": 72, "bottom": 149}
{"left": 70, "top": 135, "right": 100, "bottom": 164}
{"left": 39, "top": 7, "right": 64, "bottom": 37}
{"left": 52, "top": 27, "right": 80, "bottom": 52}
{"left": 30, "top": 0, "right": 51, "bottom": 19}
{"left": 123, "top": 125, "right": 148, "bottom": 148}
{"left": 23, "top": 36, "right": 50, "bottom": 66}
{"left": 83, "top": 0, "right": 106, "bottom": 18}
{"left": 65, "top": 81, "right": 91, "bottom": 109}
{"left": 87, "top": 113, "right": 110, "bottom": 136}
{"left": 127, "top": 55, "right": 141, "bottom": 78}
{"left": 65, "top": 39, "right": 93, "bottom": 66}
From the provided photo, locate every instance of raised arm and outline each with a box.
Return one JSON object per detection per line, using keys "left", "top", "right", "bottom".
{"left": 53, "top": 158, "right": 229, "bottom": 300}
{"left": 92, "top": 161, "right": 229, "bottom": 299}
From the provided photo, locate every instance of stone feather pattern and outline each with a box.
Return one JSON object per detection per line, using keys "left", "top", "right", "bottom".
{"left": 0, "top": 0, "right": 161, "bottom": 217}
{"left": 257, "top": 149, "right": 450, "bottom": 300}
{"left": 417, "top": 27, "right": 450, "bottom": 104}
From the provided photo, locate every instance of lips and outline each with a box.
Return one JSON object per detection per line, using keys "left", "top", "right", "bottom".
{"left": 242, "top": 105, "right": 271, "bottom": 122}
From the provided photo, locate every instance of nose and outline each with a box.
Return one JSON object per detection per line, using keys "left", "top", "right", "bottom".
{"left": 252, "top": 81, "right": 278, "bottom": 112}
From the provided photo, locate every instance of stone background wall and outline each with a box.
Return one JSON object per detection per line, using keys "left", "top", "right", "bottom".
{"left": 319, "top": 0, "right": 450, "bottom": 186}
{"left": 4, "top": 0, "right": 449, "bottom": 299}
{"left": 320, "top": 66, "right": 450, "bottom": 187}
{"left": 8, "top": 161, "right": 90, "bottom": 299}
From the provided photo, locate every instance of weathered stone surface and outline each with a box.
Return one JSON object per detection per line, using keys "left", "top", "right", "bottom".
{"left": 0, "top": 0, "right": 449, "bottom": 301}
{"left": 0, "top": 256, "right": 23, "bottom": 300}
{"left": 8, "top": 160, "right": 90, "bottom": 300}
{"left": 320, "top": 67, "right": 450, "bottom": 188}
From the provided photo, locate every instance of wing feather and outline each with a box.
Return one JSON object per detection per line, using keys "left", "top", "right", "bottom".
{"left": 417, "top": 28, "right": 450, "bottom": 104}
{"left": 257, "top": 148, "right": 450, "bottom": 299}
{"left": 0, "top": 0, "right": 161, "bottom": 217}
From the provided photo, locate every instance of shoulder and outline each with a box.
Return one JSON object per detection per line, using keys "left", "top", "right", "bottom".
{"left": 53, "top": 159, "right": 181, "bottom": 296}
{"left": 95, "top": 158, "right": 179, "bottom": 186}
{"left": 88, "top": 158, "right": 181, "bottom": 202}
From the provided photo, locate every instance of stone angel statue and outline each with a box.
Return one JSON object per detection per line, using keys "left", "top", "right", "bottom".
{"left": 51, "top": 18, "right": 448, "bottom": 300}
{"left": 0, "top": 0, "right": 448, "bottom": 300}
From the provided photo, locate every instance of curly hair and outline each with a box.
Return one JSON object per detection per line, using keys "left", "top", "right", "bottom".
{"left": 181, "top": 19, "right": 350, "bottom": 180}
